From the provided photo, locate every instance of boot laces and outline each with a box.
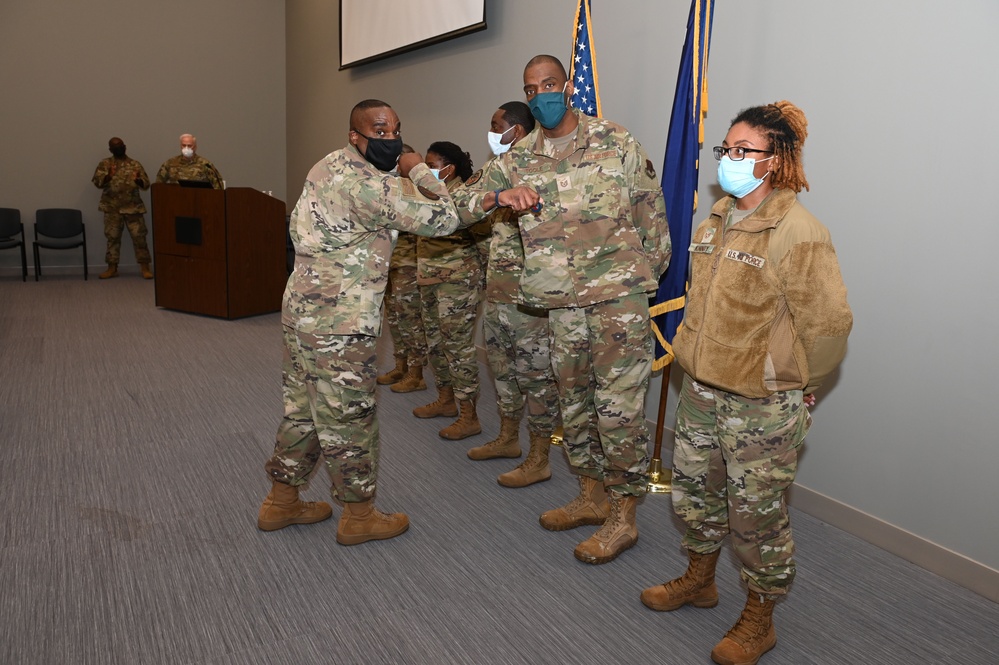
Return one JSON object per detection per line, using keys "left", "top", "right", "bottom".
{"left": 592, "top": 496, "right": 624, "bottom": 539}
{"left": 725, "top": 597, "right": 772, "bottom": 644}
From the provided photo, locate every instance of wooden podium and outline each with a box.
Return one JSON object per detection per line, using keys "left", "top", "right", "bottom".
{"left": 151, "top": 183, "right": 287, "bottom": 319}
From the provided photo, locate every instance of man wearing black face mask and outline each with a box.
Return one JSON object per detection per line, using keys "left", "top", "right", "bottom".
{"left": 258, "top": 99, "right": 461, "bottom": 546}
{"left": 91, "top": 137, "right": 152, "bottom": 279}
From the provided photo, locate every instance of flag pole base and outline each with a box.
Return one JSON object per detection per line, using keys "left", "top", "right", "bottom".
{"left": 647, "top": 457, "right": 672, "bottom": 494}
{"left": 550, "top": 426, "right": 564, "bottom": 447}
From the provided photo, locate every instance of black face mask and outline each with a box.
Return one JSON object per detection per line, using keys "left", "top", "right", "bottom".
{"left": 359, "top": 135, "right": 403, "bottom": 172}
{"left": 110, "top": 146, "right": 126, "bottom": 158}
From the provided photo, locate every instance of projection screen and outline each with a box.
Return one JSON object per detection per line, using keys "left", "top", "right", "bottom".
{"left": 340, "top": 0, "right": 487, "bottom": 70}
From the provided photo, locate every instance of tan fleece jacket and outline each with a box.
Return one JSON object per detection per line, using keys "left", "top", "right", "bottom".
{"left": 673, "top": 188, "right": 853, "bottom": 398}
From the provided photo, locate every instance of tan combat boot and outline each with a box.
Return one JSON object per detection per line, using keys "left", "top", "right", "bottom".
{"left": 257, "top": 481, "right": 333, "bottom": 531}
{"left": 573, "top": 492, "right": 639, "bottom": 564}
{"left": 377, "top": 357, "right": 407, "bottom": 385}
{"left": 497, "top": 430, "right": 552, "bottom": 487}
{"left": 336, "top": 499, "right": 410, "bottom": 545}
{"left": 413, "top": 385, "right": 458, "bottom": 418}
{"left": 439, "top": 398, "right": 481, "bottom": 440}
{"left": 391, "top": 363, "right": 427, "bottom": 393}
{"left": 99, "top": 263, "right": 118, "bottom": 279}
{"left": 140, "top": 262, "right": 153, "bottom": 279}
{"left": 539, "top": 476, "right": 609, "bottom": 531}
{"left": 467, "top": 415, "right": 521, "bottom": 460}
{"left": 641, "top": 549, "right": 721, "bottom": 611}
{"left": 710, "top": 592, "right": 778, "bottom": 665}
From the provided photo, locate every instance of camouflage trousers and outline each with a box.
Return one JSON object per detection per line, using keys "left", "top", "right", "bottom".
{"left": 385, "top": 263, "right": 426, "bottom": 367}
{"left": 419, "top": 278, "right": 481, "bottom": 401}
{"left": 671, "top": 374, "right": 812, "bottom": 595}
{"left": 103, "top": 212, "right": 151, "bottom": 264}
{"left": 264, "top": 326, "right": 380, "bottom": 503}
{"left": 483, "top": 300, "right": 561, "bottom": 434}
{"left": 549, "top": 294, "right": 652, "bottom": 496}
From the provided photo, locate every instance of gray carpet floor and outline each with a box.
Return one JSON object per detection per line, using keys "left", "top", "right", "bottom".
{"left": 1, "top": 276, "right": 997, "bottom": 665}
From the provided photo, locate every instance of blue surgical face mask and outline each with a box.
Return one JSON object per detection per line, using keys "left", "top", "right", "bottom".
{"left": 429, "top": 164, "right": 451, "bottom": 181}
{"left": 717, "top": 155, "right": 774, "bottom": 198}
{"left": 528, "top": 82, "right": 569, "bottom": 129}
{"left": 487, "top": 126, "right": 515, "bottom": 156}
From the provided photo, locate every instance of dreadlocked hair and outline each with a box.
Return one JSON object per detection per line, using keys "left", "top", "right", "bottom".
{"left": 427, "top": 141, "right": 474, "bottom": 182}
{"left": 731, "top": 100, "right": 810, "bottom": 192}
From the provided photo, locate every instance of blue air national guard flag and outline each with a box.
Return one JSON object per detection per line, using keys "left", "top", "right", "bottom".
{"left": 651, "top": 0, "right": 715, "bottom": 371}
{"left": 569, "top": 0, "right": 601, "bottom": 117}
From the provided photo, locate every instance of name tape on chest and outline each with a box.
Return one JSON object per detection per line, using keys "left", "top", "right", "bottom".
{"left": 724, "top": 248, "right": 766, "bottom": 269}
{"left": 689, "top": 243, "right": 715, "bottom": 254}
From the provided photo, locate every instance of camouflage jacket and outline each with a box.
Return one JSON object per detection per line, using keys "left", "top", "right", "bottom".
{"left": 390, "top": 232, "right": 417, "bottom": 270}
{"left": 453, "top": 110, "right": 670, "bottom": 308}
{"left": 91, "top": 157, "right": 149, "bottom": 214}
{"left": 155, "top": 154, "right": 224, "bottom": 189}
{"left": 283, "top": 144, "right": 460, "bottom": 336}
{"left": 416, "top": 177, "right": 482, "bottom": 285}
{"left": 674, "top": 189, "right": 853, "bottom": 397}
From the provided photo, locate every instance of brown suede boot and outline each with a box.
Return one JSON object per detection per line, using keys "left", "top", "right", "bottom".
{"left": 140, "top": 262, "right": 153, "bottom": 279}
{"left": 539, "top": 476, "right": 609, "bottom": 531}
{"left": 99, "top": 263, "right": 118, "bottom": 279}
{"left": 573, "top": 492, "right": 639, "bottom": 564}
{"left": 497, "top": 431, "right": 552, "bottom": 487}
{"left": 467, "top": 415, "right": 521, "bottom": 460}
{"left": 335, "top": 499, "right": 410, "bottom": 545}
{"left": 391, "top": 363, "right": 427, "bottom": 393}
{"left": 257, "top": 481, "right": 333, "bottom": 531}
{"left": 377, "top": 357, "right": 407, "bottom": 385}
{"left": 641, "top": 549, "right": 721, "bottom": 611}
{"left": 710, "top": 592, "right": 778, "bottom": 665}
{"left": 439, "top": 398, "right": 481, "bottom": 440}
{"left": 413, "top": 385, "right": 458, "bottom": 418}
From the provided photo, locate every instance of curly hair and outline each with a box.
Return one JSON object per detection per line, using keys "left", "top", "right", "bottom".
{"left": 731, "top": 100, "right": 809, "bottom": 192}
{"left": 427, "top": 141, "right": 474, "bottom": 182}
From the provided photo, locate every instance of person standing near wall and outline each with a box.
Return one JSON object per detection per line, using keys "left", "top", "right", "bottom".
{"left": 640, "top": 101, "right": 852, "bottom": 665}
{"left": 453, "top": 55, "right": 670, "bottom": 565}
{"left": 412, "top": 141, "right": 483, "bottom": 441}
{"left": 258, "top": 99, "right": 460, "bottom": 545}
{"left": 464, "top": 101, "right": 561, "bottom": 489}
{"left": 91, "top": 137, "right": 153, "bottom": 279}
{"left": 156, "top": 134, "right": 223, "bottom": 189}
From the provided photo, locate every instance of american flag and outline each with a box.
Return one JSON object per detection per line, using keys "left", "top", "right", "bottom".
{"left": 569, "top": 0, "right": 601, "bottom": 118}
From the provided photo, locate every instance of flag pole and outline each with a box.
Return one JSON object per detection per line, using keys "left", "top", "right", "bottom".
{"left": 647, "top": 365, "right": 672, "bottom": 494}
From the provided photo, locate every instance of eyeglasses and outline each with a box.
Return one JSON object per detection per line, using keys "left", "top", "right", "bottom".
{"left": 712, "top": 146, "right": 773, "bottom": 161}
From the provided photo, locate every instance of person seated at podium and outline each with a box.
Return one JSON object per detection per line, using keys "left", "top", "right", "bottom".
{"left": 155, "top": 133, "right": 223, "bottom": 189}
{"left": 257, "top": 99, "right": 461, "bottom": 547}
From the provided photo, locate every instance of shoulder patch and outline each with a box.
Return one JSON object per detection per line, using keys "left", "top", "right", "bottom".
{"left": 645, "top": 159, "right": 657, "bottom": 179}
{"left": 417, "top": 185, "right": 440, "bottom": 201}
{"left": 465, "top": 169, "right": 483, "bottom": 186}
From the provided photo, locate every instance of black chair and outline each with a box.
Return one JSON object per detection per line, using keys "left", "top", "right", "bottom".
{"left": 33, "top": 208, "right": 88, "bottom": 281}
{"left": 0, "top": 208, "right": 28, "bottom": 282}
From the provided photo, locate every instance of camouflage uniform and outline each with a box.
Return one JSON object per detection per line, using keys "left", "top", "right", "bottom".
{"left": 671, "top": 189, "right": 852, "bottom": 595}
{"left": 155, "top": 154, "right": 224, "bottom": 189}
{"left": 417, "top": 177, "right": 483, "bottom": 402}
{"left": 264, "top": 146, "right": 459, "bottom": 502}
{"left": 454, "top": 110, "right": 671, "bottom": 495}
{"left": 479, "top": 201, "right": 559, "bottom": 434}
{"left": 384, "top": 233, "right": 426, "bottom": 368}
{"left": 91, "top": 156, "right": 152, "bottom": 264}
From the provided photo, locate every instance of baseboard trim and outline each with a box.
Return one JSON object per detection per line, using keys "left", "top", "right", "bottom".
{"left": 787, "top": 482, "right": 999, "bottom": 603}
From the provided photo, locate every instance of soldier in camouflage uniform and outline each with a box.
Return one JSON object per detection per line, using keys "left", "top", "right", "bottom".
{"left": 377, "top": 231, "right": 428, "bottom": 392}
{"left": 412, "top": 142, "right": 484, "bottom": 441}
{"left": 155, "top": 134, "right": 223, "bottom": 189}
{"left": 453, "top": 56, "right": 671, "bottom": 565}
{"left": 464, "top": 102, "right": 562, "bottom": 489}
{"left": 258, "top": 100, "right": 460, "bottom": 545}
{"left": 91, "top": 137, "right": 153, "bottom": 279}
{"left": 639, "top": 101, "right": 852, "bottom": 665}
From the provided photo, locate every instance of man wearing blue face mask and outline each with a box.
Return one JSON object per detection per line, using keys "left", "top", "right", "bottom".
{"left": 452, "top": 56, "right": 671, "bottom": 565}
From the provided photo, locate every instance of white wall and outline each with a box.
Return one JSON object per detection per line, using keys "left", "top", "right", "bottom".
{"left": 0, "top": 0, "right": 286, "bottom": 274}
{"left": 287, "top": 0, "right": 999, "bottom": 584}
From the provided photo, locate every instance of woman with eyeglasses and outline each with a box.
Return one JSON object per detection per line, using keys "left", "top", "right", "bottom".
{"left": 640, "top": 101, "right": 853, "bottom": 665}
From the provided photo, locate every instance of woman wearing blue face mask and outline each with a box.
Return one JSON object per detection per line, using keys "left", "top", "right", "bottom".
{"left": 640, "top": 101, "right": 853, "bottom": 665}
{"left": 413, "top": 141, "right": 485, "bottom": 441}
